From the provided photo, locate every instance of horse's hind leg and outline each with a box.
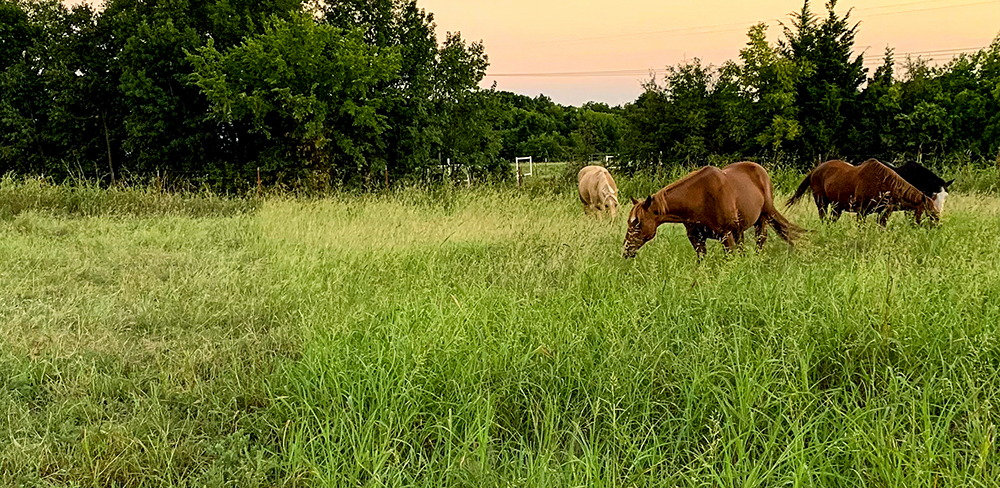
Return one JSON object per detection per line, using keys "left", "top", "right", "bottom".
{"left": 829, "top": 205, "right": 843, "bottom": 222}
{"left": 814, "top": 195, "right": 828, "bottom": 221}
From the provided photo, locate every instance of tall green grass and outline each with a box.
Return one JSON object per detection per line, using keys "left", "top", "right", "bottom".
{"left": 1, "top": 179, "right": 998, "bottom": 486}
{"left": 0, "top": 175, "right": 258, "bottom": 219}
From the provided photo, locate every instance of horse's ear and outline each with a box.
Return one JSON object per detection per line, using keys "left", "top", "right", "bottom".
{"left": 642, "top": 196, "right": 653, "bottom": 210}
{"left": 630, "top": 197, "right": 640, "bottom": 205}
{"left": 945, "top": 179, "right": 955, "bottom": 189}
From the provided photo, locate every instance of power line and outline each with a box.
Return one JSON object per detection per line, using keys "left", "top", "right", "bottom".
{"left": 861, "top": 47, "right": 987, "bottom": 65}
{"left": 489, "top": 69, "right": 662, "bottom": 78}
{"left": 529, "top": 19, "right": 783, "bottom": 46}
{"left": 491, "top": 0, "right": 999, "bottom": 47}
{"left": 864, "top": 0, "right": 1000, "bottom": 16}
{"left": 485, "top": 45, "right": 990, "bottom": 78}
{"left": 856, "top": 0, "right": 989, "bottom": 11}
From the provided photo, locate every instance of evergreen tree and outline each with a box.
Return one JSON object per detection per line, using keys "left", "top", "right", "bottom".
{"left": 780, "top": 0, "right": 866, "bottom": 165}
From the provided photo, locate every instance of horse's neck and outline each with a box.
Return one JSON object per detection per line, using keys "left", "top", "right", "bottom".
{"left": 892, "top": 180, "right": 928, "bottom": 207}
{"left": 651, "top": 188, "right": 690, "bottom": 224}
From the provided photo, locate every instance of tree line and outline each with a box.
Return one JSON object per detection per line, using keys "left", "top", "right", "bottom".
{"left": 616, "top": 1, "right": 1000, "bottom": 173}
{"left": 1, "top": 0, "right": 500, "bottom": 189}
{"left": 2, "top": 0, "right": 999, "bottom": 190}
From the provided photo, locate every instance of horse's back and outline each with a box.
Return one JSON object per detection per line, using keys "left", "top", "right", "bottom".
{"left": 721, "top": 161, "right": 771, "bottom": 190}
{"left": 578, "top": 165, "right": 614, "bottom": 206}
{"left": 812, "top": 160, "right": 858, "bottom": 200}
{"left": 578, "top": 166, "right": 600, "bottom": 203}
{"left": 578, "top": 165, "right": 602, "bottom": 182}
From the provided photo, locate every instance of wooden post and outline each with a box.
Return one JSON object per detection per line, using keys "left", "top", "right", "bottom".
{"left": 256, "top": 167, "right": 262, "bottom": 197}
{"left": 385, "top": 165, "right": 389, "bottom": 190}
{"left": 516, "top": 160, "right": 522, "bottom": 188}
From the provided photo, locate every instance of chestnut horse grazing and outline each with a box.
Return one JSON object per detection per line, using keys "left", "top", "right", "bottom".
{"left": 578, "top": 165, "right": 619, "bottom": 218}
{"left": 622, "top": 162, "right": 805, "bottom": 258}
{"left": 786, "top": 159, "right": 940, "bottom": 226}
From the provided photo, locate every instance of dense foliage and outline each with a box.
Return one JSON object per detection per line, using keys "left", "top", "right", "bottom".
{"left": 1, "top": 0, "right": 999, "bottom": 187}
{"left": 0, "top": 0, "right": 499, "bottom": 189}
{"left": 617, "top": 1, "right": 1000, "bottom": 171}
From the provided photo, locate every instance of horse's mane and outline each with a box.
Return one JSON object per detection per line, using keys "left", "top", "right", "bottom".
{"left": 657, "top": 166, "right": 714, "bottom": 196}
{"left": 858, "top": 159, "right": 929, "bottom": 205}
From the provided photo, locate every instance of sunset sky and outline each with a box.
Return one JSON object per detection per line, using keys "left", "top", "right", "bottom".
{"left": 420, "top": 0, "right": 1000, "bottom": 106}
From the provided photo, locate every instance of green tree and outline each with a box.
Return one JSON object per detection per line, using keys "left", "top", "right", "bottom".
{"left": 0, "top": 0, "right": 33, "bottom": 70}
{"left": 188, "top": 13, "right": 399, "bottom": 185}
{"left": 620, "top": 77, "right": 671, "bottom": 170}
{"left": 780, "top": 0, "right": 866, "bottom": 164}
{"left": 320, "top": 0, "right": 500, "bottom": 181}
{"left": 0, "top": 0, "right": 121, "bottom": 178}
{"left": 430, "top": 32, "right": 500, "bottom": 171}
{"left": 850, "top": 47, "right": 900, "bottom": 158}
{"left": 738, "top": 22, "right": 805, "bottom": 159}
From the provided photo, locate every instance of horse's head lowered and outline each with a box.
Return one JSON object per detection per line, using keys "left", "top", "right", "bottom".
{"left": 920, "top": 195, "right": 942, "bottom": 224}
{"left": 622, "top": 196, "right": 658, "bottom": 258}
{"left": 903, "top": 183, "right": 943, "bottom": 224}
{"left": 602, "top": 187, "right": 619, "bottom": 216}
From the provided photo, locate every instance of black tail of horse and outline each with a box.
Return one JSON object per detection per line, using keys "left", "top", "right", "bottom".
{"left": 785, "top": 173, "right": 812, "bottom": 207}
{"left": 768, "top": 208, "right": 807, "bottom": 244}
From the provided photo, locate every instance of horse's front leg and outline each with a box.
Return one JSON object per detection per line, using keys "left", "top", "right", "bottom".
{"left": 732, "top": 226, "right": 745, "bottom": 248}
{"left": 721, "top": 231, "right": 737, "bottom": 254}
{"left": 685, "top": 224, "right": 708, "bottom": 260}
{"left": 878, "top": 207, "right": 893, "bottom": 227}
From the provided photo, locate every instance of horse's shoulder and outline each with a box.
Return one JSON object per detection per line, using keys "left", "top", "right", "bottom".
{"left": 690, "top": 167, "right": 730, "bottom": 195}
{"left": 857, "top": 159, "right": 893, "bottom": 178}
{"left": 602, "top": 171, "right": 618, "bottom": 191}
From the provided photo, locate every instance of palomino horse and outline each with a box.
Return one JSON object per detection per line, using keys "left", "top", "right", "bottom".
{"left": 622, "top": 162, "right": 805, "bottom": 258}
{"left": 883, "top": 160, "right": 953, "bottom": 212}
{"left": 786, "top": 159, "right": 941, "bottom": 226}
{"left": 578, "top": 165, "right": 619, "bottom": 219}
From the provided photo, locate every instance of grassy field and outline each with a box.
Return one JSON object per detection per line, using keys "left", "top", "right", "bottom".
{"left": 1, "top": 172, "right": 999, "bottom": 486}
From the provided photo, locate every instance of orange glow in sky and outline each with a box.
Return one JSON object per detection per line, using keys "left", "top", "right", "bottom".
{"left": 420, "top": 0, "right": 1000, "bottom": 105}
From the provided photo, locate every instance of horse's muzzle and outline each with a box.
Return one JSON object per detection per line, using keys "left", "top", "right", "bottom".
{"left": 622, "top": 244, "right": 637, "bottom": 259}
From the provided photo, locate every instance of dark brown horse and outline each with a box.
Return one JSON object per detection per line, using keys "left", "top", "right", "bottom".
{"left": 785, "top": 159, "right": 940, "bottom": 225}
{"left": 622, "top": 162, "right": 805, "bottom": 258}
